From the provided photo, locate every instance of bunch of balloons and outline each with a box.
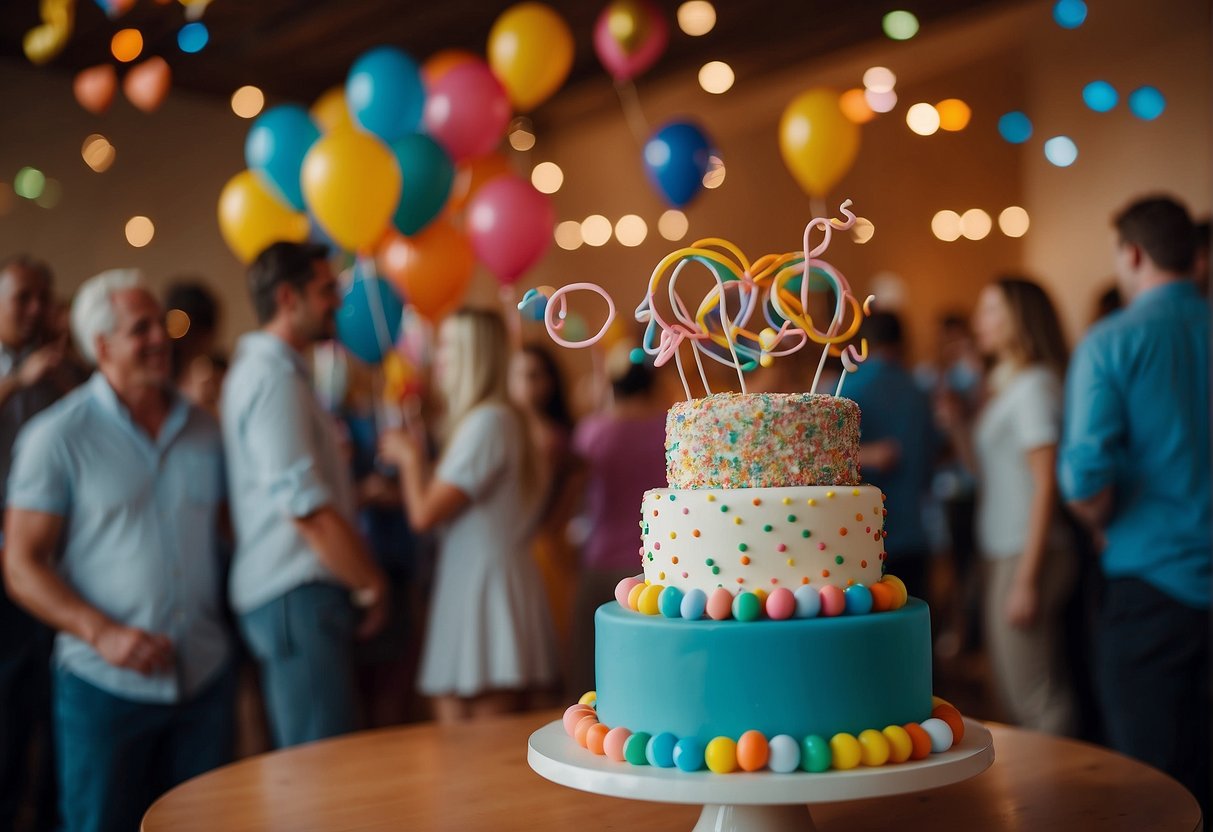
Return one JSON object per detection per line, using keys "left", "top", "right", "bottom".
{"left": 218, "top": 2, "right": 577, "bottom": 363}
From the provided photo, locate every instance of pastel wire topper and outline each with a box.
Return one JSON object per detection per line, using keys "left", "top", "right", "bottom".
{"left": 518, "top": 282, "right": 618, "bottom": 348}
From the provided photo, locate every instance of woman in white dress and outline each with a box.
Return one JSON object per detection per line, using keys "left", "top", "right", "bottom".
{"left": 939, "top": 278, "right": 1077, "bottom": 735}
{"left": 379, "top": 309, "right": 556, "bottom": 723}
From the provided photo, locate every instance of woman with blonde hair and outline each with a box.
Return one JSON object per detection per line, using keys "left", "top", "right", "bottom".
{"left": 939, "top": 277, "right": 1077, "bottom": 735}
{"left": 379, "top": 308, "right": 556, "bottom": 722}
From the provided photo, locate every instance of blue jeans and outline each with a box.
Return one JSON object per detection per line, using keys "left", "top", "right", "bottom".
{"left": 54, "top": 664, "right": 235, "bottom": 832}
{"left": 239, "top": 582, "right": 362, "bottom": 748}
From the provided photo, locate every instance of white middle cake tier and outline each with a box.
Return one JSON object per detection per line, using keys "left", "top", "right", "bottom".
{"left": 640, "top": 485, "right": 888, "bottom": 594}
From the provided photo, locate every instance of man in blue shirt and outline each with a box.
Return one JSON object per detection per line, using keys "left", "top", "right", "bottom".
{"left": 1059, "top": 196, "right": 1209, "bottom": 814}
{"left": 223, "top": 243, "right": 388, "bottom": 748}
{"left": 2, "top": 269, "right": 233, "bottom": 832}
{"left": 844, "top": 311, "right": 937, "bottom": 601}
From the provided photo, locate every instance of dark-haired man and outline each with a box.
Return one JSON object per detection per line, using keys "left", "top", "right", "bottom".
{"left": 222, "top": 242, "right": 388, "bottom": 748}
{"left": 1059, "top": 196, "right": 1209, "bottom": 813}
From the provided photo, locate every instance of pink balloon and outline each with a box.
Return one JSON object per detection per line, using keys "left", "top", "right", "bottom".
{"left": 422, "top": 60, "right": 512, "bottom": 162}
{"left": 593, "top": 0, "right": 669, "bottom": 83}
{"left": 467, "top": 175, "right": 554, "bottom": 286}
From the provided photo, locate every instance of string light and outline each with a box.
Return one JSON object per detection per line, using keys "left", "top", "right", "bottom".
{"left": 581, "top": 215, "right": 612, "bottom": 247}
{"left": 531, "top": 162, "right": 563, "bottom": 194}
{"left": 82, "top": 134, "right": 116, "bottom": 173}
{"left": 931, "top": 210, "right": 961, "bottom": 242}
{"left": 554, "top": 220, "right": 583, "bottom": 251}
{"left": 111, "top": 29, "right": 143, "bottom": 62}
{"left": 906, "top": 103, "right": 940, "bottom": 136}
{"left": 230, "top": 86, "right": 264, "bottom": 119}
{"left": 615, "top": 215, "right": 648, "bottom": 247}
{"left": 658, "top": 209, "right": 689, "bottom": 241}
{"left": 959, "top": 209, "right": 992, "bottom": 240}
{"left": 998, "top": 206, "right": 1030, "bottom": 237}
{"left": 698, "top": 61, "right": 734, "bottom": 94}
{"left": 677, "top": 1, "right": 716, "bottom": 36}
{"left": 125, "top": 215, "right": 155, "bottom": 247}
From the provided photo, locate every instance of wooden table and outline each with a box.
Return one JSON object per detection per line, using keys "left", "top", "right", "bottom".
{"left": 142, "top": 711, "right": 1202, "bottom": 831}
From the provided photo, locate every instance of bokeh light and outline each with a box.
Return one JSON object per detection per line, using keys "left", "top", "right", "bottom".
{"left": 931, "top": 210, "right": 961, "bottom": 242}
{"left": 882, "top": 11, "right": 919, "bottom": 40}
{"left": 34, "top": 179, "right": 61, "bottom": 209}
{"left": 839, "top": 88, "right": 875, "bottom": 124}
{"left": 125, "top": 215, "right": 155, "bottom": 247}
{"left": 677, "top": 1, "right": 716, "bottom": 36}
{"left": 81, "top": 134, "right": 116, "bottom": 173}
{"left": 554, "top": 220, "right": 583, "bottom": 251}
{"left": 852, "top": 217, "right": 875, "bottom": 244}
{"left": 111, "top": 29, "right": 143, "bottom": 62}
{"left": 531, "top": 161, "right": 563, "bottom": 194}
{"left": 1044, "top": 135, "right": 1078, "bottom": 167}
{"left": 13, "top": 167, "right": 46, "bottom": 200}
{"left": 960, "top": 209, "right": 992, "bottom": 240}
{"left": 698, "top": 61, "right": 735, "bottom": 94}
{"left": 615, "top": 214, "right": 648, "bottom": 247}
{"left": 1053, "top": 0, "right": 1087, "bottom": 29}
{"left": 864, "top": 88, "right": 898, "bottom": 114}
{"left": 906, "top": 103, "right": 940, "bottom": 136}
{"left": 702, "top": 156, "right": 725, "bottom": 189}
{"left": 166, "top": 309, "right": 191, "bottom": 339}
{"left": 936, "top": 99, "right": 971, "bottom": 131}
{"left": 1128, "top": 86, "right": 1166, "bottom": 120}
{"left": 1082, "top": 81, "right": 1118, "bottom": 112}
{"left": 508, "top": 117, "right": 536, "bottom": 151}
{"left": 230, "top": 86, "right": 265, "bottom": 119}
{"left": 998, "top": 206, "right": 1031, "bottom": 238}
{"left": 658, "top": 209, "right": 688, "bottom": 241}
{"left": 177, "top": 22, "right": 209, "bottom": 53}
{"left": 997, "top": 111, "right": 1033, "bottom": 144}
{"left": 581, "top": 215, "right": 612, "bottom": 247}
{"left": 863, "top": 67, "right": 897, "bottom": 94}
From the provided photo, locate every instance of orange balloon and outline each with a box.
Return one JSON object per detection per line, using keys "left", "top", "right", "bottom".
{"left": 446, "top": 152, "right": 513, "bottom": 214}
{"left": 379, "top": 220, "right": 475, "bottom": 322}
{"left": 123, "top": 57, "right": 171, "bottom": 113}
{"left": 422, "top": 48, "right": 479, "bottom": 87}
{"left": 74, "top": 64, "right": 117, "bottom": 115}
{"left": 310, "top": 86, "right": 352, "bottom": 133}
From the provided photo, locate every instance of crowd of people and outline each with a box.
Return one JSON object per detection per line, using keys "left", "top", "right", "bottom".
{"left": 0, "top": 194, "right": 1208, "bottom": 830}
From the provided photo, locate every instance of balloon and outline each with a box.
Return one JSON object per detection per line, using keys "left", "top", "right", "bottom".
{"left": 422, "top": 49, "right": 479, "bottom": 87}
{"left": 217, "top": 170, "right": 310, "bottom": 264}
{"left": 422, "top": 61, "right": 512, "bottom": 162}
{"left": 311, "top": 86, "right": 353, "bottom": 133}
{"left": 301, "top": 129, "right": 401, "bottom": 253}
{"left": 96, "top": 0, "right": 135, "bottom": 16}
{"left": 337, "top": 271, "right": 405, "bottom": 364}
{"left": 379, "top": 220, "right": 475, "bottom": 322}
{"left": 487, "top": 3, "right": 574, "bottom": 111}
{"left": 466, "top": 175, "right": 553, "bottom": 286}
{"left": 245, "top": 105, "right": 320, "bottom": 212}
{"left": 593, "top": 0, "right": 669, "bottom": 82}
{"left": 643, "top": 120, "right": 713, "bottom": 208}
{"left": 74, "top": 65, "right": 117, "bottom": 115}
{"left": 23, "top": 0, "right": 73, "bottom": 66}
{"left": 447, "top": 152, "right": 513, "bottom": 214}
{"left": 779, "top": 88, "right": 860, "bottom": 198}
{"left": 390, "top": 133, "right": 454, "bottom": 236}
{"left": 123, "top": 57, "right": 171, "bottom": 113}
{"left": 346, "top": 46, "right": 425, "bottom": 142}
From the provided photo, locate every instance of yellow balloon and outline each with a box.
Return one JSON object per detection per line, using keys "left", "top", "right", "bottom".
{"left": 310, "top": 86, "right": 353, "bottom": 133}
{"left": 487, "top": 2, "right": 573, "bottom": 111}
{"left": 779, "top": 88, "right": 860, "bottom": 198}
{"left": 217, "top": 170, "right": 309, "bottom": 264}
{"left": 301, "top": 129, "right": 401, "bottom": 254}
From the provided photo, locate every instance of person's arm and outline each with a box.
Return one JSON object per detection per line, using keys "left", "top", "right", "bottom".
{"left": 3, "top": 508, "right": 173, "bottom": 674}
{"left": 1057, "top": 337, "right": 1123, "bottom": 532}
{"left": 292, "top": 506, "right": 389, "bottom": 637}
{"left": 858, "top": 439, "right": 901, "bottom": 473}
{"left": 1067, "top": 486, "right": 1114, "bottom": 531}
{"left": 1004, "top": 444, "right": 1058, "bottom": 629}
{"left": 0, "top": 342, "right": 65, "bottom": 410}
{"left": 380, "top": 424, "right": 470, "bottom": 532}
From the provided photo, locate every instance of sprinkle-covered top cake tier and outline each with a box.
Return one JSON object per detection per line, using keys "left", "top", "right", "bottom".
{"left": 666, "top": 392, "right": 860, "bottom": 490}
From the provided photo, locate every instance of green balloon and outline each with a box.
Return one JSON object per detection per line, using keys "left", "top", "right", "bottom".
{"left": 390, "top": 133, "right": 455, "bottom": 236}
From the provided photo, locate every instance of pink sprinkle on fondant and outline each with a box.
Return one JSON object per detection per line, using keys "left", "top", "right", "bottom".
{"left": 682, "top": 507, "right": 689, "bottom": 515}
{"left": 776, "top": 543, "right": 787, "bottom": 552}
{"left": 654, "top": 542, "right": 661, "bottom": 550}
{"left": 681, "top": 571, "right": 689, "bottom": 578}
{"left": 817, "top": 542, "right": 827, "bottom": 551}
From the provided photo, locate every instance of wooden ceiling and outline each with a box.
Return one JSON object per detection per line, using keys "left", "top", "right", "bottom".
{"left": 1, "top": 0, "right": 1010, "bottom": 107}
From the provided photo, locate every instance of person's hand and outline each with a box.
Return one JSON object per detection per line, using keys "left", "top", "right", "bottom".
{"left": 933, "top": 390, "right": 966, "bottom": 432}
{"left": 1004, "top": 578, "right": 1040, "bottom": 630}
{"left": 358, "top": 471, "right": 397, "bottom": 506}
{"left": 860, "top": 439, "right": 901, "bottom": 473}
{"left": 354, "top": 575, "right": 391, "bottom": 640}
{"left": 377, "top": 427, "right": 422, "bottom": 466}
{"left": 17, "top": 342, "right": 64, "bottom": 389}
{"left": 92, "top": 621, "right": 174, "bottom": 675}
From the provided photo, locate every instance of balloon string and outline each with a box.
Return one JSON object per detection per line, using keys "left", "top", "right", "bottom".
{"left": 614, "top": 80, "right": 651, "bottom": 145}
{"left": 358, "top": 255, "right": 396, "bottom": 362}
{"left": 500, "top": 284, "right": 520, "bottom": 347}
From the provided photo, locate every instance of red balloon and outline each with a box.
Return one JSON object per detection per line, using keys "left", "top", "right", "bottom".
{"left": 593, "top": 0, "right": 668, "bottom": 83}
{"left": 466, "top": 175, "right": 553, "bottom": 287}
{"left": 423, "top": 60, "right": 512, "bottom": 162}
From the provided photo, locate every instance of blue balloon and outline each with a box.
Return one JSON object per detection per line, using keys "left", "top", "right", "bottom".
{"left": 643, "top": 121, "right": 713, "bottom": 208}
{"left": 245, "top": 106, "right": 320, "bottom": 212}
{"left": 346, "top": 46, "right": 425, "bottom": 142}
{"left": 337, "top": 274, "right": 405, "bottom": 364}
{"left": 391, "top": 134, "right": 455, "bottom": 236}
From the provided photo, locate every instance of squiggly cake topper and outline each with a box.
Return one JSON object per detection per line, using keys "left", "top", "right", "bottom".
{"left": 518, "top": 200, "right": 876, "bottom": 401}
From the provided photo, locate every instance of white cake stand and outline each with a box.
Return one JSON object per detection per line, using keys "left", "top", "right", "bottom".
{"left": 528, "top": 718, "right": 994, "bottom": 832}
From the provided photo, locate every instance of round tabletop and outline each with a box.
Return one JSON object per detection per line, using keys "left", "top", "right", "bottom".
{"left": 142, "top": 710, "right": 1203, "bottom": 832}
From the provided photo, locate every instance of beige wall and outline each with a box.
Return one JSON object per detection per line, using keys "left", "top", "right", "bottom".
{"left": 0, "top": 0, "right": 1207, "bottom": 371}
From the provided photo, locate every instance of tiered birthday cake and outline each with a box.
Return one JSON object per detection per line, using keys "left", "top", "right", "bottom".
{"left": 561, "top": 391, "right": 966, "bottom": 774}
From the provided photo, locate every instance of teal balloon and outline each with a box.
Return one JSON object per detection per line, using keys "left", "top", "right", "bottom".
{"left": 337, "top": 274, "right": 404, "bottom": 364}
{"left": 346, "top": 46, "right": 425, "bottom": 142}
{"left": 245, "top": 105, "right": 320, "bottom": 212}
{"left": 391, "top": 134, "right": 455, "bottom": 236}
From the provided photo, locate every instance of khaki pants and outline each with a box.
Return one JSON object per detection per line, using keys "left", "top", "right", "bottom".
{"left": 982, "top": 548, "right": 1077, "bottom": 735}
